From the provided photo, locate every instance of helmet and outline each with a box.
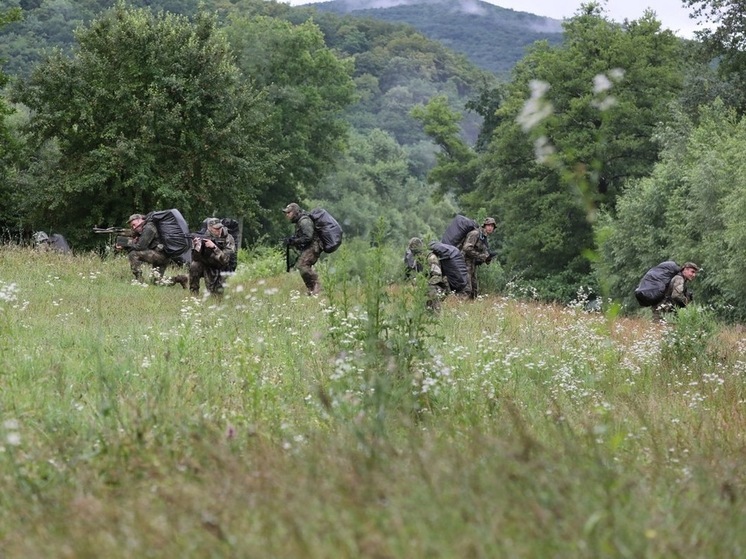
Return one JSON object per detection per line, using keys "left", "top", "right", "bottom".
{"left": 407, "top": 237, "right": 425, "bottom": 253}
{"left": 483, "top": 217, "right": 497, "bottom": 227}
{"left": 32, "top": 231, "right": 49, "bottom": 244}
{"left": 282, "top": 203, "right": 301, "bottom": 214}
{"left": 128, "top": 213, "right": 144, "bottom": 224}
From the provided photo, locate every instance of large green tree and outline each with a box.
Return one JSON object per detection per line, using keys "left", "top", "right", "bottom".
{"left": 0, "top": 8, "right": 22, "bottom": 231}
{"left": 598, "top": 99, "right": 746, "bottom": 320}
{"left": 223, "top": 14, "right": 355, "bottom": 218}
{"left": 476, "top": 3, "right": 684, "bottom": 296}
{"left": 11, "top": 3, "right": 276, "bottom": 244}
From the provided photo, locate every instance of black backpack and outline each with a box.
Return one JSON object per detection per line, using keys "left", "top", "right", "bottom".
{"left": 634, "top": 261, "right": 680, "bottom": 307}
{"left": 145, "top": 208, "right": 191, "bottom": 265}
{"left": 441, "top": 215, "right": 479, "bottom": 248}
{"left": 429, "top": 241, "right": 469, "bottom": 293}
{"left": 308, "top": 208, "right": 343, "bottom": 253}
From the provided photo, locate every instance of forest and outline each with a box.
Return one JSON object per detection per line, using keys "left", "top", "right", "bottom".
{"left": 2, "top": 0, "right": 746, "bottom": 321}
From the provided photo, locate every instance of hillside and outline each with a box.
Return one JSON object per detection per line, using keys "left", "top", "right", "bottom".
{"left": 308, "top": 0, "right": 564, "bottom": 76}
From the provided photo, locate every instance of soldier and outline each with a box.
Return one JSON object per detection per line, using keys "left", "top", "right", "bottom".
{"left": 652, "top": 262, "right": 700, "bottom": 322}
{"left": 181, "top": 218, "right": 236, "bottom": 296}
{"left": 460, "top": 217, "right": 496, "bottom": 299}
{"left": 283, "top": 203, "right": 322, "bottom": 296}
{"left": 404, "top": 237, "right": 448, "bottom": 312}
{"left": 117, "top": 213, "right": 172, "bottom": 283}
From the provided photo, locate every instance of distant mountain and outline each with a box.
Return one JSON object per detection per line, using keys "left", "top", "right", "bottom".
{"left": 308, "top": 0, "right": 564, "bottom": 76}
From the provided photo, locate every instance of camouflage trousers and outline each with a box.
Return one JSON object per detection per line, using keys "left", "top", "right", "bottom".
{"left": 465, "top": 258, "right": 479, "bottom": 299}
{"left": 189, "top": 259, "right": 227, "bottom": 295}
{"left": 295, "top": 244, "right": 322, "bottom": 295}
{"left": 128, "top": 249, "right": 170, "bottom": 282}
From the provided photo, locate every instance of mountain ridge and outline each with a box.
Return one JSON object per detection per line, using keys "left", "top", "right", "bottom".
{"left": 308, "top": 0, "right": 564, "bottom": 75}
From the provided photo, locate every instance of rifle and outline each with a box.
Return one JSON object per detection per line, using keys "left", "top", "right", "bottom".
{"left": 93, "top": 227, "right": 133, "bottom": 252}
{"left": 93, "top": 226, "right": 131, "bottom": 236}
{"left": 185, "top": 233, "right": 226, "bottom": 251}
{"left": 284, "top": 238, "right": 299, "bottom": 272}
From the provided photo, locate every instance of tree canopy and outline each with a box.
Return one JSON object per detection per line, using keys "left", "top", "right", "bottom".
{"left": 11, "top": 4, "right": 279, "bottom": 243}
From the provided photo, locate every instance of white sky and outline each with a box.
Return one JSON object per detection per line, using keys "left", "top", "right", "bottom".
{"left": 284, "top": 0, "right": 704, "bottom": 39}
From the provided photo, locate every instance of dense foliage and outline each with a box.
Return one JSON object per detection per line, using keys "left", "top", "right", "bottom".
{"left": 10, "top": 5, "right": 279, "bottom": 246}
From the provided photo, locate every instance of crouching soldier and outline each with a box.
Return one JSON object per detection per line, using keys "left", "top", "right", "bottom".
{"left": 117, "top": 213, "right": 171, "bottom": 283}
{"left": 183, "top": 218, "right": 235, "bottom": 296}
{"left": 404, "top": 237, "right": 449, "bottom": 312}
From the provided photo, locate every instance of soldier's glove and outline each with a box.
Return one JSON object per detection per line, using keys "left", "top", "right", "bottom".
{"left": 283, "top": 236, "right": 294, "bottom": 247}
{"left": 686, "top": 290, "right": 694, "bottom": 303}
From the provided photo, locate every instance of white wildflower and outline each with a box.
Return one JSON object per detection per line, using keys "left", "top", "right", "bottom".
{"left": 517, "top": 80, "right": 553, "bottom": 132}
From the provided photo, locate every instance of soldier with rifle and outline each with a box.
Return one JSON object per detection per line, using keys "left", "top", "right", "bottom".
{"left": 460, "top": 217, "right": 497, "bottom": 299}
{"left": 175, "top": 218, "right": 235, "bottom": 296}
{"left": 282, "top": 203, "right": 321, "bottom": 296}
{"left": 112, "top": 213, "right": 173, "bottom": 284}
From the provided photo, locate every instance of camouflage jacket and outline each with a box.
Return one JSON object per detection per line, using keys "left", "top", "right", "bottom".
{"left": 291, "top": 213, "right": 318, "bottom": 250}
{"left": 667, "top": 274, "right": 692, "bottom": 307}
{"left": 193, "top": 233, "right": 236, "bottom": 268}
{"left": 127, "top": 222, "right": 161, "bottom": 251}
{"left": 461, "top": 228, "right": 490, "bottom": 264}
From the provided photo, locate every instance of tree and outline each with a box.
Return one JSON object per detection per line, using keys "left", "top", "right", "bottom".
{"left": 684, "top": 0, "right": 746, "bottom": 113}
{"left": 475, "top": 3, "right": 684, "bottom": 296}
{"left": 598, "top": 100, "right": 746, "bottom": 320}
{"left": 411, "top": 95, "right": 479, "bottom": 199}
{"left": 11, "top": 3, "right": 276, "bottom": 245}
{"left": 0, "top": 8, "right": 22, "bottom": 230}
{"left": 223, "top": 15, "right": 355, "bottom": 220}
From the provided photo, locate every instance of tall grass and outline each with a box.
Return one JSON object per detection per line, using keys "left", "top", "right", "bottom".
{"left": 1, "top": 245, "right": 745, "bottom": 557}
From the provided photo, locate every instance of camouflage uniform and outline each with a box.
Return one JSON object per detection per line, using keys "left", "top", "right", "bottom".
{"left": 405, "top": 237, "right": 448, "bottom": 312}
{"left": 460, "top": 222, "right": 493, "bottom": 299}
{"left": 652, "top": 262, "right": 699, "bottom": 322}
{"left": 284, "top": 203, "right": 322, "bottom": 295}
{"left": 188, "top": 219, "right": 236, "bottom": 295}
{"left": 125, "top": 219, "right": 170, "bottom": 282}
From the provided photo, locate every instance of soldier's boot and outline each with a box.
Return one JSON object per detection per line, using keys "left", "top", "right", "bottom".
{"left": 309, "top": 282, "right": 321, "bottom": 296}
{"left": 171, "top": 275, "right": 188, "bottom": 289}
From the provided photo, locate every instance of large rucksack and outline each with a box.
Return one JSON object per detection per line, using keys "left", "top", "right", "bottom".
{"left": 145, "top": 208, "right": 191, "bottom": 265}
{"left": 308, "top": 208, "right": 343, "bottom": 253}
{"left": 634, "top": 260, "right": 680, "bottom": 307}
{"left": 429, "top": 241, "right": 469, "bottom": 293}
{"left": 441, "top": 215, "right": 479, "bottom": 248}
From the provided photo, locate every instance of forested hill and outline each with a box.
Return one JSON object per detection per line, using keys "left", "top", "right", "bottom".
{"left": 0, "top": 0, "right": 561, "bottom": 79}
{"left": 308, "top": 0, "right": 563, "bottom": 75}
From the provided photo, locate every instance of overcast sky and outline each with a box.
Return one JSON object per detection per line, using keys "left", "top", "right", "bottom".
{"left": 283, "top": 0, "right": 703, "bottom": 38}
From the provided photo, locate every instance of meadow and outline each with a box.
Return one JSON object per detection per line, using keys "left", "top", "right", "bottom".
{"left": 0, "top": 244, "right": 745, "bottom": 558}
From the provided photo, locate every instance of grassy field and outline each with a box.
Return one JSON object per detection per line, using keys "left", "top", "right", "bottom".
{"left": 1, "top": 245, "right": 745, "bottom": 558}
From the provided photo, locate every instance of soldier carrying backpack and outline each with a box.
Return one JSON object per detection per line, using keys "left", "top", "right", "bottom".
{"left": 282, "top": 202, "right": 342, "bottom": 296}
{"left": 115, "top": 211, "right": 189, "bottom": 286}
{"left": 635, "top": 260, "right": 700, "bottom": 322}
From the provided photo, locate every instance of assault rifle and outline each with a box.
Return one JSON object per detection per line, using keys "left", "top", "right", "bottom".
{"left": 93, "top": 226, "right": 131, "bottom": 236}
{"left": 185, "top": 233, "right": 227, "bottom": 251}
{"left": 283, "top": 238, "right": 298, "bottom": 272}
{"left": 93, "top": 226, "right": 133, "bottom": 252}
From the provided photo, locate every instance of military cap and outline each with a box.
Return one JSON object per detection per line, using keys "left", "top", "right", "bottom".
{"left": 127, "top": 213, "right": 144, "bottom": 224}
{"left": 682, "top": 262, "right": 700, "bottom": 272}
{"left": 483, "top": 217, "right": 497, "bottom": 227}
{"left": 283, "top": 203, "right": 301, "bottom": 214}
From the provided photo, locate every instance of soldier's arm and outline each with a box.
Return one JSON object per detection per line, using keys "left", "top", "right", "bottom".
{"left": 128, "top": 223, "right": 156, "bottom": 251}
{"left": 293, "top": 216, "right": 315, "bottom": 247}
{"left": 462, "top": 231, "right": 489, "bottom": 262}
{"left": 669, "top": 275, "right": 688, "bottom": 306}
